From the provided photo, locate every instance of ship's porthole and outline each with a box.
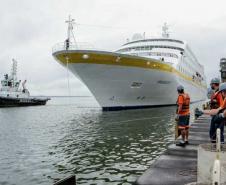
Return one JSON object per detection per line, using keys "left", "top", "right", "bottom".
{"left": 110, "top": 96, "right": 115, "bottom": 100}
{"left": 82, "top": 54, "right": 89, "bottom": 59}
{"left": 131, "top": 82, "right": 142, "bottom": 88}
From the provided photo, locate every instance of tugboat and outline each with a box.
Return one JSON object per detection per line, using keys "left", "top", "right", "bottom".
{"left": 0, "top": 59, "right": 50, "bottom": 107}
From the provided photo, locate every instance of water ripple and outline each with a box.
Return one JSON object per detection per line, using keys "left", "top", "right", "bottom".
{"left": 0, "top": 97, "right": 204, "bottom": 185}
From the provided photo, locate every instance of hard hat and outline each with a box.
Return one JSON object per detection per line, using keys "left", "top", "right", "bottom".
{"left": 210, "top": 78, "right": 220, "bottom": 84}
{"left": 177, "top": 85, "right": 184, "bottom": 91}
{"left": 219, "top": 82, "right": 226, "bottom": 92}
{"left": 207, "top": 87, "right": 214, "bottom": 99}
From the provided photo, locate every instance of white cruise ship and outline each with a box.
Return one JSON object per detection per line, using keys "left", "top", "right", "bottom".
{"left": 52, "top": 18, "right": 207, "bottom": 111}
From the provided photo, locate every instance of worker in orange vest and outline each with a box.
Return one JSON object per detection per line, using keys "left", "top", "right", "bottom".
{"left": 197, "top": 82, "right": 226, "bottom": 143}
{"left": 176, "top": 85, "right": 190, "bottom": 147}
{"left": 209, "top": 78, "right": 223, "bottom": 109}
{"left": 209, "top": 78, "right": 224, "bottom": 142}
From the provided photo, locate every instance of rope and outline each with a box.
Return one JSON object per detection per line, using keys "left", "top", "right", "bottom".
{"left": 77, "top": 23, "right": 129, "bottom": 30}
{"left": 71, "top": 28, "right": 78, "bottom": 48}
{"left": 108, "top": 115, "right": 173, "bottom": 124}
{"left": 66, "top": 58, "right": 71, "bottom": 98}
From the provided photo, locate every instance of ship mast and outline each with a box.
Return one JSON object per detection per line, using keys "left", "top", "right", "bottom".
{"left": 65, "top": 15, "right": 76, "bottom": 97}
{"left": 65, "top": 15, "right": 77, "bottom": 49}
{"left": 162, "top": 23, "right": 170, "bottom": 38}
{"left": 11, "top": 59, "right": 17, "bottom": 88}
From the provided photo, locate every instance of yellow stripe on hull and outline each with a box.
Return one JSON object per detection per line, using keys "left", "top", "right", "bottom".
{"left": 53, "top": 50, "right": 206, "bottom": 89}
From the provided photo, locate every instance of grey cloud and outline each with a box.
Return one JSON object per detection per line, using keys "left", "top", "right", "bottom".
{"left": 1, "top": 0, "right": 226, "bottom": 96}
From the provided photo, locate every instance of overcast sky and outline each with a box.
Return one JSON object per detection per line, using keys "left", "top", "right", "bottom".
{"left": 1, "top": 0, "right": 226, "bottom": 96}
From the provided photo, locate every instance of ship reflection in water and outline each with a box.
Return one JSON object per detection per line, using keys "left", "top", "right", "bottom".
{"left": 0, "top": 97, "right": 204, "bottom": 185}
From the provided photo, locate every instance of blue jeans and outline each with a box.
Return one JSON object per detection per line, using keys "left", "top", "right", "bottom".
{"left": 210, "top": 115, "right": 225, "bottom": 143}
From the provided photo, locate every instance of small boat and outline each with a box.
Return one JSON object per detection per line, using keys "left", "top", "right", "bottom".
{"left": 0, "top": 59, "right": 50, "bottom": 107}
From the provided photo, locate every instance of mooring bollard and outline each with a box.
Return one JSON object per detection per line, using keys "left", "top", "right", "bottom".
{"left": 197, "top": 129, "right": 226, "bottom": 184}
{"left": 53, "top": 175, "right": 76, "bottom": 185}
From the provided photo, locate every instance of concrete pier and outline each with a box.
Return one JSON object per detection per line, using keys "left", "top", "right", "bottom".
{"left": 135, "top": 115, "right": 226, "bottom": 185}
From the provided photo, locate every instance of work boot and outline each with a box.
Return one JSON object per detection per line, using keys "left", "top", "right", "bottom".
{"left": 176, "top": 141, "right": 186, "bottom": 147}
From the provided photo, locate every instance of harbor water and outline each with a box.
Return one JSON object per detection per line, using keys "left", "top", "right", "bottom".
{"left": 0, "top": 97, "right": 203, "bottom": 185}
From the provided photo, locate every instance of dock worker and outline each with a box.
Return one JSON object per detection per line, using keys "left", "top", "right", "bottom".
{"left": 209, "top": 78, "right": 224, "bottom": 142}
{"left": 197, "top": 82, "right": 226, "bottom": 143}
{"left": 209, "top": 78, "right": 223, "bottom": 109}
{"left": 176, "top": 85, "right": 190, "bottom": 146}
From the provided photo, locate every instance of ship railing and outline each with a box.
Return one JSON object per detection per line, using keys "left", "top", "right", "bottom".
{"left": 52, "top": 42, "right": 109, "bottom": 53}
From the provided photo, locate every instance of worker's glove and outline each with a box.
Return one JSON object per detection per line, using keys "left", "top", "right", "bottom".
{"left": 194, "top": 108, "right": 203, "bottom": 118}
{"left": 219, "top": 113, "right": 225, "bottom": 119}
{"left": 175, "top": 115, "right": 179, "bottom": 121}
{"left": 212, "top": 113, "right": 225, "bottom": 123}
{"left": 199, "top": 110, "right": 204, "bottom": 116}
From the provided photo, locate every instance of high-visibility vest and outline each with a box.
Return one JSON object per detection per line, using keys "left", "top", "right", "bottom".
{"left": 210, "top": 90, "right": 222, "bottom": 109}
{"left": 177, "top": 93, "right": 190, "bottom": 114}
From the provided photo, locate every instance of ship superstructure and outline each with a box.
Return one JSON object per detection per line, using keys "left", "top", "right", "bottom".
{"left": 0, "top": 59, "right": 29, "bottom": 98}
{"left": 52, "top": 18, "right": 207, "bottom": 111}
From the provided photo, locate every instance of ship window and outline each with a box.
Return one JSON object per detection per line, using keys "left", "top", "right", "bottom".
{"left": 123, "top": 39, "right": 184, "bottom": 46}
{"left": 2, "top": 81, "right": 7, "bottom": 86}
{"left": 131, "top": 82, "right": 143, "bottom": 88}
{"left": 118, "top": 48, "right": 179, "bottom": 59}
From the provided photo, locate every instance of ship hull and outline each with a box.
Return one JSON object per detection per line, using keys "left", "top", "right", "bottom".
{"left": 0, "top": 96, "right": 50, "bottom": 107}
{"left": 53, "top": 50, "right": 207, "bottom": 111}
{"left": 69, "top": 63, "right": 206, "bottom": 110}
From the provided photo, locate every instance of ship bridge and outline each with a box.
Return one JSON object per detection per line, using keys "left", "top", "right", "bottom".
{"left": 116, "top": 37, "right": 186, "bottom": 65}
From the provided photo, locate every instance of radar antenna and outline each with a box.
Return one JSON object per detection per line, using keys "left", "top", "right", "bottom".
{"left": 162, "top": 23, "right": 170, "bottom": 38}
